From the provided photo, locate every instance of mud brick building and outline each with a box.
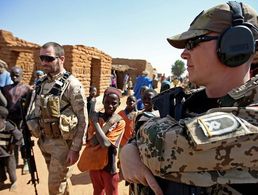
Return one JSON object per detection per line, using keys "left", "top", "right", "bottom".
{"left": 0, "top": 30, "right": 112, "bottom": 96}
{"left": 112, "top": 58, "right": 154, "bottom": 89}
{"left": 0, "top": 30, "right": 39, "bottom": 85}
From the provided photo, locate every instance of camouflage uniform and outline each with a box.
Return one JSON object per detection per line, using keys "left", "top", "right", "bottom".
{"left": 34, "top": 71, "right": 87, "bottom": 195}
{"left": 136, "top": 75, "right": 258, "bottom": 194}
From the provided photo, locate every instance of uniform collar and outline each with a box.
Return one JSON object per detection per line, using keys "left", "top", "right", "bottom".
{"left": 47, "top": 70, "right": 66, "bottom": 82}
{"left": 218, "top": 75, "right": 258, "bottom": 106}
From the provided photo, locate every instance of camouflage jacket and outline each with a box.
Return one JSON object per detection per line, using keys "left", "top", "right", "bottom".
{"left": 137, "top": 75, "right": 258, "bottom": 187}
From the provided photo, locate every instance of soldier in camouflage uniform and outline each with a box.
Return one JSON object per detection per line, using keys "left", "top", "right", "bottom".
{"left": 27, "top": 42, "right": 88, "bottom": 195}
{"left": 120, "top": 2, "right": 258, "bottom": 195}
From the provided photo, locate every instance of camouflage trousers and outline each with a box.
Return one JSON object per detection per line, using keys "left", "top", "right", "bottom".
{"left": 130, "top": 182, "right": 243, "bottom": 195}
{"left": 38, "top": 137, "right": 73, "bottom": 195}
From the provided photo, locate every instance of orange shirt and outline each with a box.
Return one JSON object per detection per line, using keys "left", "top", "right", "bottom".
{"left": 118, "top": 110, "right": 137, "bottom": 146}
{"left": 86, "top": 116, "right": 125, "bottom": 147}
{"left": 82, "top": 115, "right": 125, "bottom": 172}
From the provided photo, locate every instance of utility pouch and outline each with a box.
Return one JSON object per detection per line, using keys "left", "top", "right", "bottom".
{"left": 39, "top": 120, "right": 61, "bottom": 138}
{"left": 40, "top": 95, "right": 60, "bottom": 118}
{"left": 59, "top": 108, "right": 78, "bottom": 140}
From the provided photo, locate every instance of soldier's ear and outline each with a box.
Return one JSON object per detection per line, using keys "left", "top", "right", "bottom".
{"left": 59, "top": 56, "right": 65, "bottom": 62}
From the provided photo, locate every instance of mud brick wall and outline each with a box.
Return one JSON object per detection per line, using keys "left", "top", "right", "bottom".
{"left": 14, "top": 51, "right": 38, "bottom": 84}
{"left": 0, "top": 30, "right": 39, "bottom": 84}
{"left": 112, "top": 58, "right": 154, "bottom": 83}
{"left": 0, "top": 30, "right": 112, "bottom": 96}
{"left": 63, "top": 45, "right": 112, "bottom": 95}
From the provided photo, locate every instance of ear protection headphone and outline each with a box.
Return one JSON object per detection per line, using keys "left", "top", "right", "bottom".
{"left": 217, "top": 1, "right": 257, "bottom": 67}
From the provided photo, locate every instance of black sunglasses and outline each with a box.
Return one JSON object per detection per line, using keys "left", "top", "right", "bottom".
{"left": 185, "top": 35, "right": 218, "bottom": 50}
{"left": 39, "top": 55, "right": 59, "bottom": 62}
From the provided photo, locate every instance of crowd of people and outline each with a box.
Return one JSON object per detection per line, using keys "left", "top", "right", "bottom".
{"left": 0, "top": 1, "right": 257, "bottom": 195}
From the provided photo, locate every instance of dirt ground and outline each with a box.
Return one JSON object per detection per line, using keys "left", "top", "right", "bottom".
{"left": 0, "top": 144, "right": 129, "bottom": 195}
{"left": 0, "top": 94, "right": 130, "bottom": 195}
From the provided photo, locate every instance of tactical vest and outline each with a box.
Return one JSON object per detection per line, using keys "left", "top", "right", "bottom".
{"left": 36, "top": 71, "right": 71, "bottom": 96}
{"left": 36, "top": 72, "right": 74, "bottom": 139}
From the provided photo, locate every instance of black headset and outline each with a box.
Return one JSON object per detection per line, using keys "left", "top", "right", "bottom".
{"left": 217, "top": 1, "right": 257, "bottom": 67}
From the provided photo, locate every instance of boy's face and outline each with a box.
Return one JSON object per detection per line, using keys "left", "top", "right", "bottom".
{"left": 103, "top": 94, "right": 120, "bottom": 116}
{"left": 90, "top": 88, "right": 97, "bottom": 97}
{"left": 143, "top": 91, "right": 155, "bottom": 111}
{"left": 11, "top": 69, "right": 22, "bottom": 83}
{"left": 126, "top": 96, "right": 136, "bottom": 110}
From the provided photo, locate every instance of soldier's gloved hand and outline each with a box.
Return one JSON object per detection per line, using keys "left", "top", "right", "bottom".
{"left": 120, "top": 143, "right": 163, "bottom": 195}
{"left": 66, "top": 149, "right": 79, "bottom": 166}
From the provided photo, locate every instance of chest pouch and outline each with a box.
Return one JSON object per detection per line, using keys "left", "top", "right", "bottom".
{"left": 59, "top": 107, "right": 78, "bottom": 140}
{"left": 40, "top": 95, "right": 60, "bottom": 119}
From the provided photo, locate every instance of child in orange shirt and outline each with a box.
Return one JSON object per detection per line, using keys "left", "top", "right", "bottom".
{"left": 80, "top": 87, "right": 125, "bottom": 195}
{"left": 118, "top": 95, "right": 137, "bottom": 147}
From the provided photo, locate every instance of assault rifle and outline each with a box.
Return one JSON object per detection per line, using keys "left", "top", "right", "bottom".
{"left": 20, "top": 96, "right": 39, "bottom": 195}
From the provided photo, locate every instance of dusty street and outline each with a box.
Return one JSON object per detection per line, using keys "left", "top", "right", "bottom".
{"left": 0, "top": 142, "right": 129, "bottom": 195}
{"left": 0, "top": 95, "right": 130, "bottom": 195}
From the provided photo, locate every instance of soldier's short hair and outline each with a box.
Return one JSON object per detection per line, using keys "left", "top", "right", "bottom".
{"left": 41, "top": 42, "right": 65, "bottom": 57}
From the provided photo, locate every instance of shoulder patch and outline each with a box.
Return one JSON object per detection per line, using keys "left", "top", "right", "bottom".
{"left": 185, "top": 112, "right": 257, "bottom": 150}
{"left": 197, "top": 112, "right": 240, "bottom": 137}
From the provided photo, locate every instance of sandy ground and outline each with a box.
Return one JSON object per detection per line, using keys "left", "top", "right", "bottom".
{"left": 0, "top": 94, "right": 130, "bottom": 195}
{"left": 0, "top": 143, "right": 129, "bottom": 195}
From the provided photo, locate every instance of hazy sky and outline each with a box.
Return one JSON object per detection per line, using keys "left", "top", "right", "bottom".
{"left": 0, "top": 0, "right": 257, "bottom": 74}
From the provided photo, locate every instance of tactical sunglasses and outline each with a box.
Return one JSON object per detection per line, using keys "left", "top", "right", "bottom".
{"left": 39, "top": 55, "right": 59, "bottom": 62}
{"left": 185, "top": 35, "right": 218, "bottom": 50}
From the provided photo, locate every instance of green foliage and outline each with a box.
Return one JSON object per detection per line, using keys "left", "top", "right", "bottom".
{"left": 171, "top": 60, "right": 185, "bottom": 77}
